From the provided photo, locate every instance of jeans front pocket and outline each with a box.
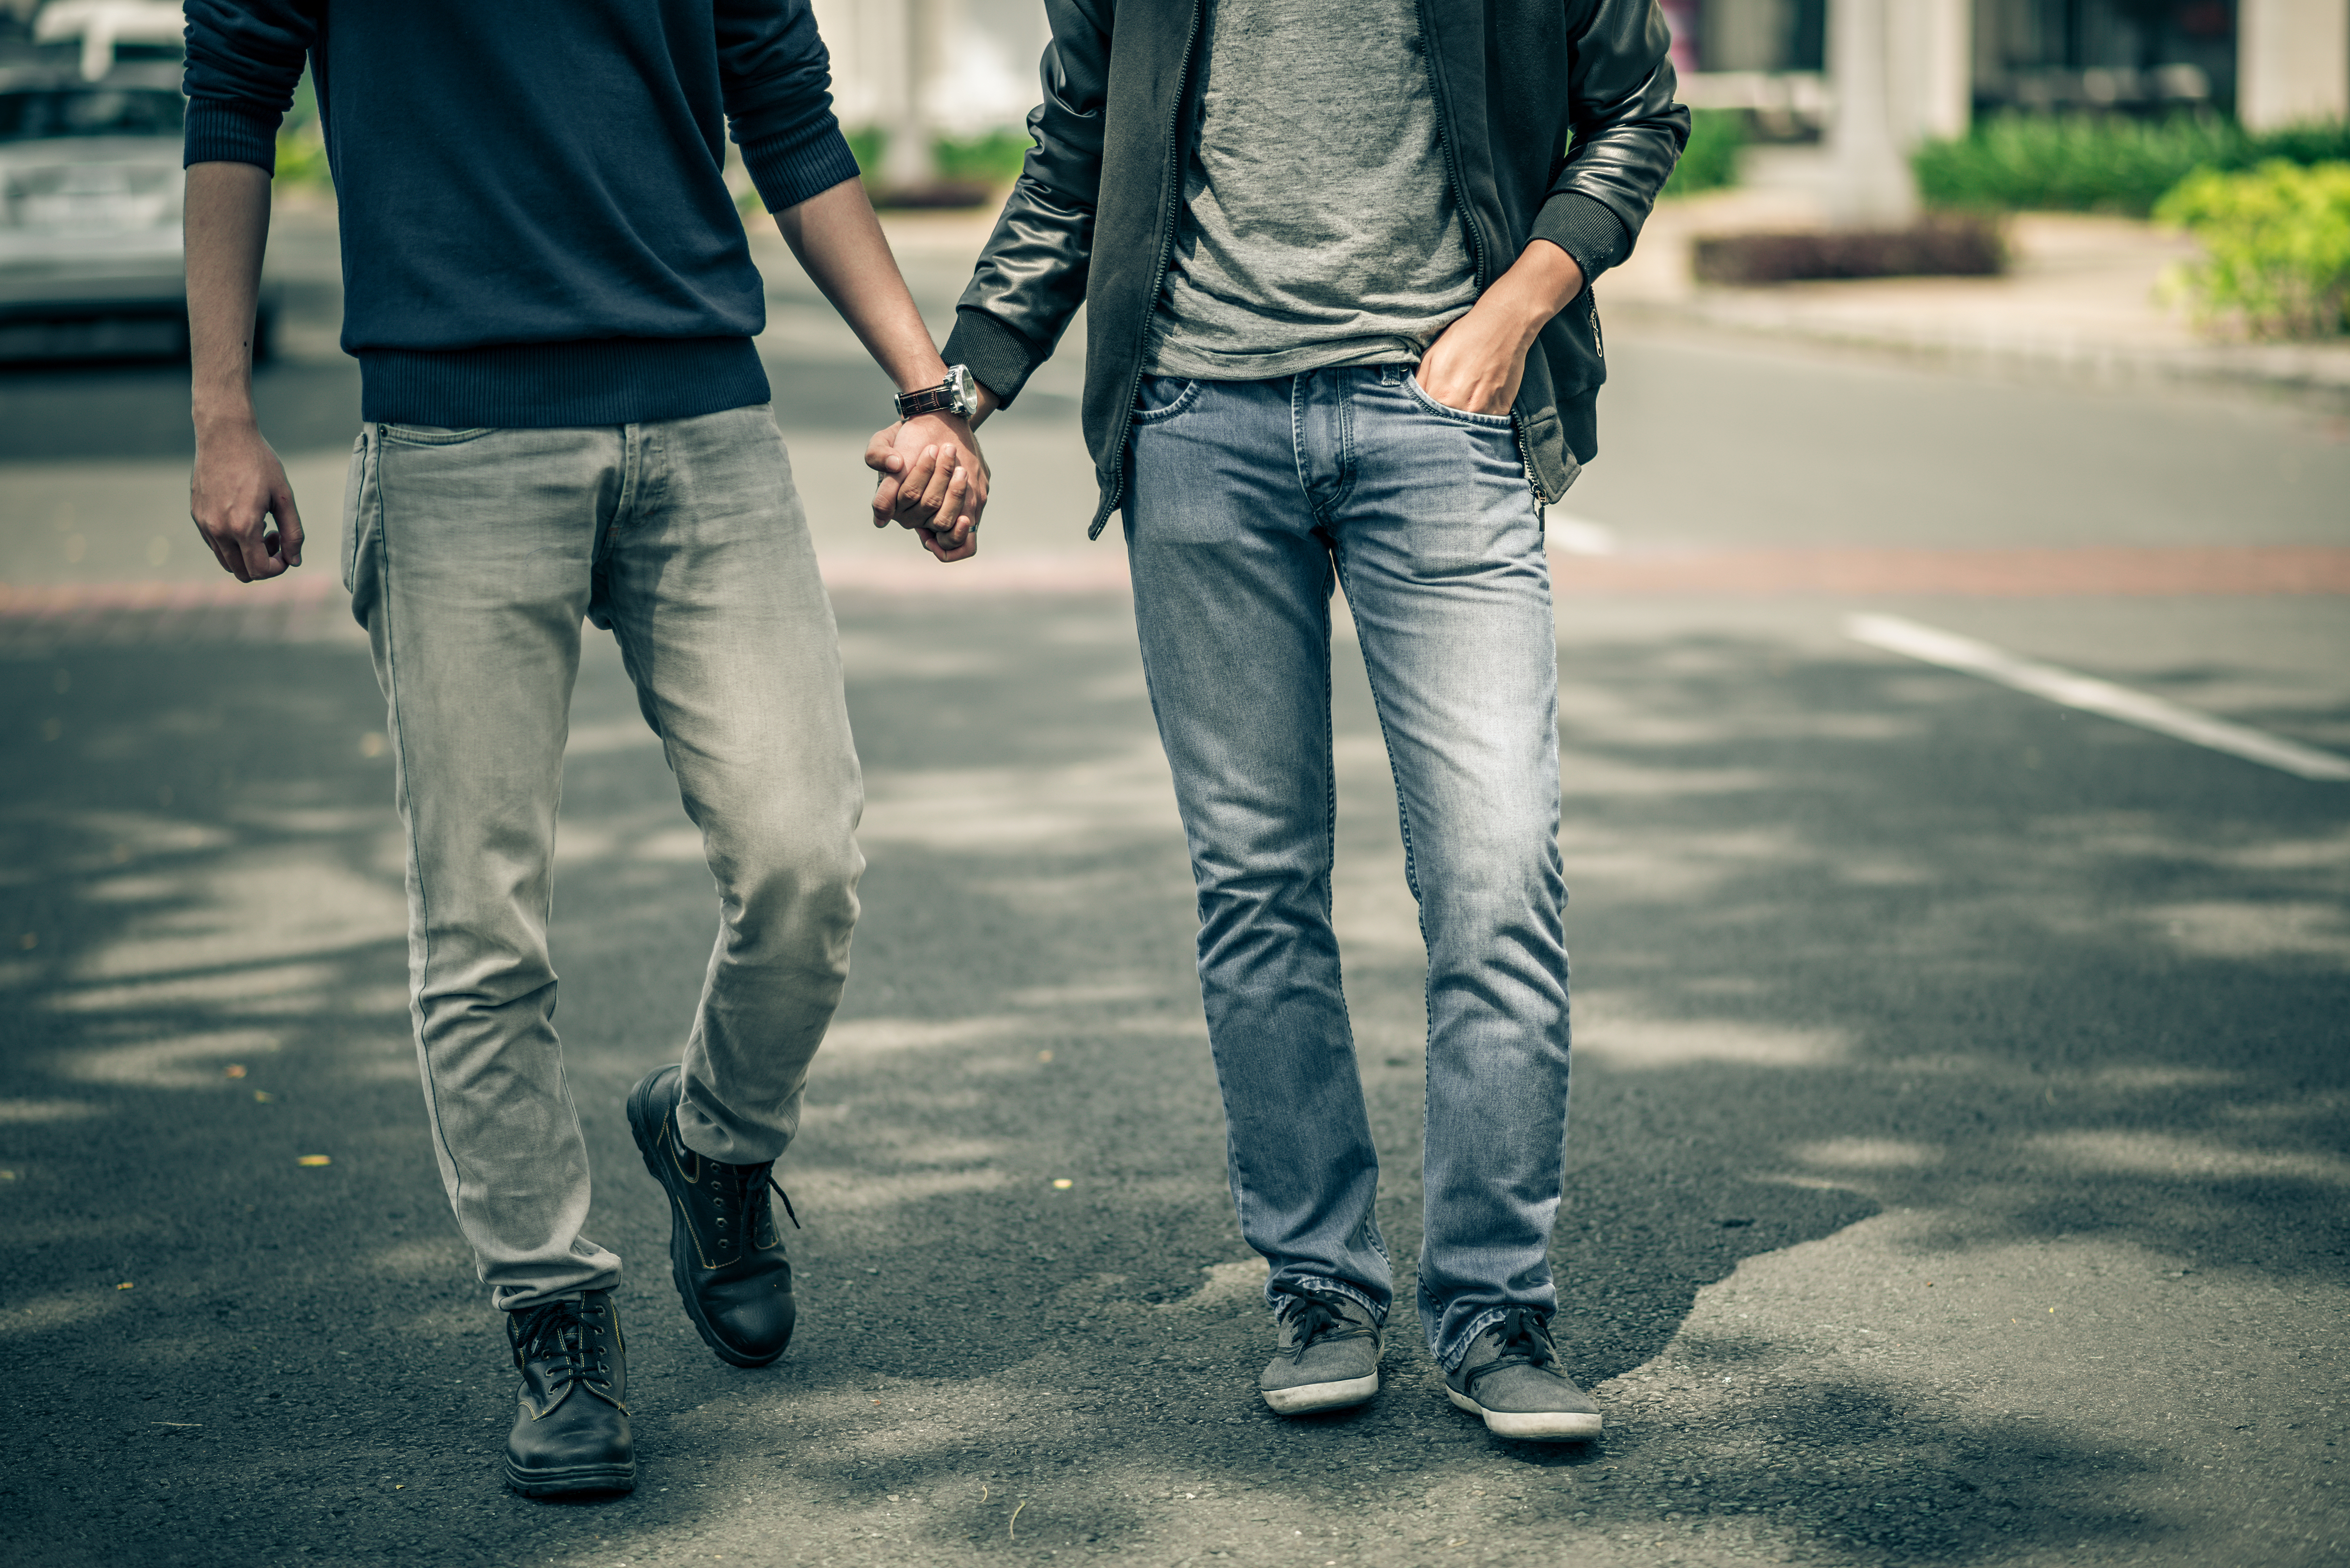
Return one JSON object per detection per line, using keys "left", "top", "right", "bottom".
{"left": 341, "top": 428, "right": 384, "bottom": 624}
{"left": 1402, "top": 373, "right": 1514, "bottom": 430}
{"left": 1131, "top": 376, "right": 1202, "bottom": 424}
{"left": 378, "top": 422, "right": 496, "bottom": 447}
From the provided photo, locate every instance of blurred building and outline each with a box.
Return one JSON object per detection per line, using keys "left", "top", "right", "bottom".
{"left": 1672, "top": 0, "right": 2349, "bottom": 133}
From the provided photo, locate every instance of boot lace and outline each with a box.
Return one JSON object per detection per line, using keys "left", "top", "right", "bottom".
{"left": 1275, "top": 1293, "right": 1375, "bottom": 1364}
{"left": 704, "top": 1158, "right": 800, "bottom": 1240}
{"left": 509, "top": 1295, "right": 618, "bottom": 1396}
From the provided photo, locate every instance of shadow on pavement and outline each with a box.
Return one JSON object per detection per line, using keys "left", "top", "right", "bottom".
{"left": 0, "top": 597, "right": 2342, "bottom": 1565}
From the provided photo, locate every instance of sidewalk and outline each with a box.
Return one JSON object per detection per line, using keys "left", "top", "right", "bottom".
{"left": 1607, "top": 159, "right": 2350, "bottom": 398}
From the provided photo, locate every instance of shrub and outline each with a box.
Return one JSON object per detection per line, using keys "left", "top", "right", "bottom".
{"left": 845, "top": 125, "right": 888, "bottom": 182}
{"left": 273, "top": 70, "right": 332, "bottom": 192}
{"left": 1914, "top": 112, "right": 2242, "bottom": 215}
{"left": 1660, "top": 108, "right": 1745, "bottom": 199}
{"left": 932, "top": 128, "right": 1030, "bottom": 187}
{"left": 2240, "top": 120, "right": 2350, "bottom": 169}
{"left": 2155, "top": 160, "right": 2350, "bottom": 339}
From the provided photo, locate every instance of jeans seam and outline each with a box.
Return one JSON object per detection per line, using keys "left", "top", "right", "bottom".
{"left": 1326, "top": 374, "right": 1359, "bottom": 518}
{"left": 375, "top": 443, "right": 478, "bottom": 1253}
{"left": 1289, "top": 375, "right": 1321, "bottom": 526}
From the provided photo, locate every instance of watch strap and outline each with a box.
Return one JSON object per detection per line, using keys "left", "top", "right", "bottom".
{"left": 896, "top": 383, "right": 960, "bottom": 418}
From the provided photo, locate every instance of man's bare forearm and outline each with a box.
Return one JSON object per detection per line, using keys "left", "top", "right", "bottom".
{"left": 774, "top": 176, "right": 948, "bottom": 395}
{"left": 186, "top": 160, "right": 303, "bottom": 580}
{"left": 186, "top": 161, "right": 273, "bottom": 434}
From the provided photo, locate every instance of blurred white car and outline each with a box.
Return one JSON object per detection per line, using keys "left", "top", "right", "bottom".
{"left": 0, "top": 62, "right": 278, "bottom": 359}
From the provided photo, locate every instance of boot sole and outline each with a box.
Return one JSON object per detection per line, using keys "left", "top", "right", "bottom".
{"left": 1262, "top": 1372, "right": 1379, "bottom": 1415}
{"left": 502, "top": 1458, "right": 636, "bottom": 1497}
{"left": 627, "top": 1069, "right": 793, "bottom": 1370}
{"left": 1446, "top": 1386, "right": 1603, "bottom": 1441}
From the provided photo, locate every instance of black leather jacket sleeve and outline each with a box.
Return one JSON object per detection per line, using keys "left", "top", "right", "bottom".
{"left": 945, "top": 0, "right": 1111, "bottom": 407}
{"left": 1529, "top": 0, "right": 1689, "bottom": 277}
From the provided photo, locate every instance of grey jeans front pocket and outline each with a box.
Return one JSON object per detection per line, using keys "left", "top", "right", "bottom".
{"left": 378, "top": 423, "right": 497, "bottom": 447}
{"left": 341, "top": 429, "right": 381, "bottom": 622}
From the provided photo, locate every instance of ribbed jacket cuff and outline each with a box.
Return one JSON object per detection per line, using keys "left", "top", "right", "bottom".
{"left": 943, "top": 309, "right": 1045, "bottom": 408}
{"left": 1530, "top": 192, "right": 1632, "bottom": 288}
{"left": 738, "top": 125, "right": 863, "bottom": 213}
{"left": 183, "top": 102, "right": 282, "bottom": 172}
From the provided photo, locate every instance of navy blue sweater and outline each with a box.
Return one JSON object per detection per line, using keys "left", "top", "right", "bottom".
{"left": 183, "top": 0, "right": 861, "bottom": 427}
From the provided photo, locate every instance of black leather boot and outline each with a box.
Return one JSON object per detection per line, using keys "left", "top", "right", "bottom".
{"left": 627, "top": 1064, "right": 798, "bottom": 1367}
{"left": 502, "top": 1292, "right": 635, "bottom": 1497}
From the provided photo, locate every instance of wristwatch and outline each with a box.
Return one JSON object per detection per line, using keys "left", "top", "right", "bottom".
{"left": 895, "top": 364, "right": 978, "bottom": 421}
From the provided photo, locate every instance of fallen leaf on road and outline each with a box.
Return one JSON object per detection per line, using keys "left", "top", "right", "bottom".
{"left": 253, "top": 1092, "right": 274, "bottom": 1103}
{"left": 116, "top": 1281, "right": 133, "bottom": 1290}
{"left": 297, "top": 1155, "right": 331, "bottom": 1167}
{"left": 224, "top": 1065, "right": 247, "bottom": 1078}
{"left": 1052, "top": 1178, "right": 1073, "bottom": 1189}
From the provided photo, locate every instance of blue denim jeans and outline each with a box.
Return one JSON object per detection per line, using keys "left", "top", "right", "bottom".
{"left": 1123, "top": 366, "right": 1571, "bottom": 1370}
{"left": 344, "top": 404, "right": 863, "bottom": 1311}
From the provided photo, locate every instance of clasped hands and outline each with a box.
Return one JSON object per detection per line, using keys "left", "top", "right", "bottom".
{"left": 865, "top": 410, "right": 989, "bottom": 563}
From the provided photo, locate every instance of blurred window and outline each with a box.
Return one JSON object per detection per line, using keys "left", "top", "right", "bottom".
{"left": 0, "top": 88, "right": 185, "bottom": 143}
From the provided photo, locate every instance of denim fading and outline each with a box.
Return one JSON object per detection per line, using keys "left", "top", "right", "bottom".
{"left": 1124, "top": 366, "right": 1571, "bottom": 1370}
{"left": 343, "top": 403, "right": 863, "bottom": 1311}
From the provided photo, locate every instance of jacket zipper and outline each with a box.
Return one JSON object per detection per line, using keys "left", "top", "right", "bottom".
{"left": 1090, "top": 0, "right": 1207, "bottom": 540}
{"left": 1412, "top": 0, "right": 1547, "bottom": 505}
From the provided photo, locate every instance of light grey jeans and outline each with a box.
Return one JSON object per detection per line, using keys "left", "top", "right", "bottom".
{"left": 342, "top": 403, "right": 863, "bottom": 1311}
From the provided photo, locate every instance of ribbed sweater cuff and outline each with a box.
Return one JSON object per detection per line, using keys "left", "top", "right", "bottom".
{"left": 738, "top": 125, "right": 863, "bottom": 213}
{"left": 943, "top": 309, "right": 1045, "bottom": 408}
{"left": 183, "top": 102, "right": 282, "bottom": 172}
{"left": 1530, "top": 192, "right": 1632, "bottom": 288}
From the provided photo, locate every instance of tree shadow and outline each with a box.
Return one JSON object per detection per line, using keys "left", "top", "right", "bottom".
{"left": 0, "top": 599, "right": 2342, "bottom": 1566}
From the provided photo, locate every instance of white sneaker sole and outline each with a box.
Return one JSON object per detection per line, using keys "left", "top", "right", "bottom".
{"left": 1261, "top": 1372, "right": 1379, "bottom": 1415}
{"left": 1446, "top": 1386, "right": 1603, "bottom": 1440}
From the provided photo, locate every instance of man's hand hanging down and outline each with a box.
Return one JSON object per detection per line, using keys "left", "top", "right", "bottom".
{"left": 774, "top": 176, "right": 991, "bottom": 563}
{"left": 187, "top": 160, "right": 303, "bottom": 582}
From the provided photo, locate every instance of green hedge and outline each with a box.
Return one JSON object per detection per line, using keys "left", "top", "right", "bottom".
{"left": 2155, "top": 160, "right": 2350, "bottom": 338}
{"left": 1915, "top": 113, "right": 2350, "bottom": 217}
{"left": 1660, "top": 108, "right": 1746, "bottom": 199}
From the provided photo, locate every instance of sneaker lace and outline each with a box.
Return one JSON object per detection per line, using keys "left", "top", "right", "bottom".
{"left": 509, "top": 1295, "right": 618, "bottom": 1396}
{"left": 1276, "top": 1294, "right": 1375, "bottom": 1364}
{"left": 1469, "top": 1306, "right": 1559, "bottom": 1386}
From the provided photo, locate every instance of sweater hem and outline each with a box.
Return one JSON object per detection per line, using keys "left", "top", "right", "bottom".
{"left": 357, "top": 336, "right": 770, "bottom": 429}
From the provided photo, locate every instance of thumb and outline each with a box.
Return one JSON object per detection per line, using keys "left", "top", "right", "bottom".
{"left": 274, "top": 481, "right": 305, "bottom": 567}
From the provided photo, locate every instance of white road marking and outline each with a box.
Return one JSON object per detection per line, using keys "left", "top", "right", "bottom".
{"left": 1547, "top": 514, "right": 1617, "bottom": 556}
{"left": 1845, "top": 613, "right": 2350, "bottom": 783}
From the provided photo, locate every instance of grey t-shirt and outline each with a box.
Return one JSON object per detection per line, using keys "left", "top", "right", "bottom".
{"left": 1143, "top": 0, "right": 1481, "bottom": 381}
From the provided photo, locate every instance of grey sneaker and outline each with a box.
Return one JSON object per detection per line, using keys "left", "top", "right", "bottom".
{"left": 1443, "top": 1307, "right": 1602, "bottom": 1441}
{"left": 1259, "top": 1291, "right": 1383, "bottom": 1415}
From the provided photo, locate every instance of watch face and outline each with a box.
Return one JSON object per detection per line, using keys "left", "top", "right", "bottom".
{"left": 947, "top": 364, "right": 976, "bottom": 415}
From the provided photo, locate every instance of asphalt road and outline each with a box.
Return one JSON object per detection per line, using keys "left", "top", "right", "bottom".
{"left": 1, "top": 210, "right": 2346, "bottom": 1568}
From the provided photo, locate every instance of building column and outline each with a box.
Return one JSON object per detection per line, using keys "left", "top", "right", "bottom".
{"left": 1892, "top": 0, "right": 1973, "bottom": 145}
{"left": 2239, "top": 0, "right": 2350, "bottom": 130}
{"left": 1828, "top": 0, "right": 1920, "bottom": 224}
